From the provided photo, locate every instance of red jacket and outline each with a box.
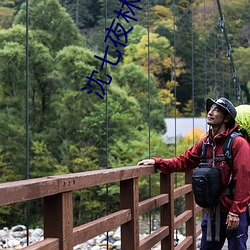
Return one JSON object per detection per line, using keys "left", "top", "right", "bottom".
{"left": 154, "top": 124, "right": 250, "bottom": 216}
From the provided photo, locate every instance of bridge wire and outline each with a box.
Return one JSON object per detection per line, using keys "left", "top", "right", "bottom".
{"left": 172, "top": 0, "right": 177, "bottom": 181}
{"left": 147, "top": 0, "right": 152, "bottom": 234}
{"left": 172, "top": 0, "right": 179, "bottom": 245}
{"left": 203, "top": 0, "right": 207, "bottom": 98}
{"left": 104, "top": 0, "right": 109, "bottom": 247}
{"left": 218, "top": 29, "right": 225, "bottom": 96}
{"left": 228, "top": 64, "right": 231, "bottom": 99}
{"left": 215, "top": 0, "right": 242, "bottom": 104}
{"left": 213, "top": 0, "right": 218, "bottom": 95}
{"left": 25, "top": 0, "right": 30, "bottom": 245}
{"left": 191, "top": 1, "right": 195, "bottom": 144}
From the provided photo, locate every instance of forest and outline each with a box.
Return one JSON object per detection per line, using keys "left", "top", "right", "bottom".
{"left": 0, "top": 0, "right": 249, "bottom": 228}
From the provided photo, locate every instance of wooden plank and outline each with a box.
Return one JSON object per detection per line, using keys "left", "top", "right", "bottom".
{"left": 195, "top": 204, "right": 203, "bottom": 213}
{"left": 174, "top": 210, "right": 192, "bottom": 229}
{"left": 139, "top": 194, "right": 169, "bottom": 215}
{"left": 0, "top": 177, "right": 59, "bottom": 206}
{"left": 174, "top": 184, "right": 192, "bottom": 199}
{"left": 120, "top": 178, "right": 140, "bottom": 250}
{"left": 44, "top": 192, "right": 73, "bottom": 250}
{"left": 73, "top": 209, "right": 131, "bottom": 245}
{"left": 0, "top": 165, "right": 156, "bottom": 206}
{"left": 185, "top": 171, "right": 196, "bottom": 250}
{"left": 175, "top": 236, "right": 193, "bottom": 250}
{"left": 139, "top": 226, "right": 169, "bottom": 250}
{"left": 196, "top": 226, "right": 202, "bottom": 237}
{"left": 161, "top": 173, "right": 174, "bottom": 250}
{"left": 58, "top": 165, "right": 156, "bottom": 192}
{"left": 22, "top": 238, "right": 59, "bottom": 250}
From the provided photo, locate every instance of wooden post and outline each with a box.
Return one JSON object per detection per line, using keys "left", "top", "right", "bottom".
{"left": 185, "top": 171, "right": 196, "bottom": 250}
{"left": 44, "top": 192, "right": 73, "bottom": 250}
{"left": 120, "top": 178, "right": 139, "bottom": 250}
{"left": 160, "top": 173, "right": 174, "bottom": 250}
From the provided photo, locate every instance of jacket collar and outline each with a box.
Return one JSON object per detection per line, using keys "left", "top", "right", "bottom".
{"left": 206, "top": 124, "right": 239, "bottom": 143}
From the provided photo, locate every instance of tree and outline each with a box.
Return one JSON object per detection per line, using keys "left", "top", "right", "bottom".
{"left": 61, "top": 0, "right": 102, "bottom": 29}
{"left": 0, "top": 25, "right": 56, "bottom": 132}
{"left": 234, "top": 46, "right": 250, "bottom": 102}
{"left": 0, "top": 6, "right": 15, "bottom": 29}
{"left": 14, "top": 0, "right": 84, "bottom": 52}
{"left": 124, "top": 32, "right": 173, "bottom": 80}
{"left": 123, "top": 30, "right": 185, "bottom": 93}
{"left": 0, "top": 36, "right": 27, "bottom": 180}
{"left": 147, "top": 5, "right": 174, "bottom": 32}
{"left": 113, "top": 63, "right": 166, "bottom": 132}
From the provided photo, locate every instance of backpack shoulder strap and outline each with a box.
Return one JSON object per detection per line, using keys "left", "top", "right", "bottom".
{"left": 200, "top": 141, "right": 208, "bottom": 162}
{"left": 223, "top": 132, "right": 242, "bottom": 169}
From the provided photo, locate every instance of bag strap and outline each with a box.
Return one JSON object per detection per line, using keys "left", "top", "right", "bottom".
{"left": 200, "top": 142, "right": 208, "bottom": 163}
{"left": 222, "top": 132, "right": 242, "bottom": 199}
{"left": 223, "top": 131, "right": 242, "bottom": 170}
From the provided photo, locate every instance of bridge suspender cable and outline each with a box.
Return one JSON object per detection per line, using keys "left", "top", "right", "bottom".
{"left": 104, "top": 0, "right": 109, "bottom": 248}
{"left": 213, "top": 0, "right": 218, "bottom": 94}
{"left": 147, "top": 0, "right": 152, "bottom": 234}
{"left": 191, "top": 0, "right": 195, "bottom": 144}
{"left": 173, "top": 0, "right": 177, "bottom": 159}
{"left": 172, "top": 0, "right": 179, "bottom": 245}
{"left": 203, "top": 0, "right": 207, "bottom": 98}
{"left": 215, "top": 0, "right": 242, "bottom": 104}
{"left": 25, "top": 0, "right": 30, "bottom": 246}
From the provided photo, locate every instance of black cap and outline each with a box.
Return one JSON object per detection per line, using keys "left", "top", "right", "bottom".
{"left": 206, "top": 97, "right": 237, "bottom": 119}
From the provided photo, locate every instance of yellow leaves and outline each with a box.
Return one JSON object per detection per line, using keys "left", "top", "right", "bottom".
{"left": 174, "top": 57, "right": 186, "bottom": 77}
{"left": 124, "top": 31, "right": 185, "bottom": 82}
{"left": 153, "top": 5, "right": 172, "bottom": 18}
{"left": 158, "top": 88, "right": 174, "bottom": 105}
{"left": 158, "top": 87, "right": 181, "bottom": 117}
{"left": 124, "top": 32, "right": 173, "bottom": 76}
{"left": 200, "top": 112, "right": 207, "bottom": 118}
{"left": 183, "top": 99, "right": 193, "bottom": 115}
{"left": 166, "top": 80, "right": 180, "bottom": 91}
{"left": 184, "top": 128, "right": 205, "bottom": 142}
{"left": 148, "top": 5, "right": 174, "bottom": 32}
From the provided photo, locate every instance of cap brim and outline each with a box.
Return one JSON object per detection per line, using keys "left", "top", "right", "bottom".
{"left": 206, "top": 98, "right": 215, "bottom": 113}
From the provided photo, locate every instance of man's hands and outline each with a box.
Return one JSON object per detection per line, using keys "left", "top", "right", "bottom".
{"left": 137, "top": 159, "right": 155, "bottom": 166}
{"left": 226, "top": 213, "right": 240, "bottom": 230}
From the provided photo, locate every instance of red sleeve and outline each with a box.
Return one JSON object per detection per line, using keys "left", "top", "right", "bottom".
{"left": 153, "top": 139, "right": 203, "bottom": 174}
{"left": 229, "top": 136, "right": 250, "bottom": 215}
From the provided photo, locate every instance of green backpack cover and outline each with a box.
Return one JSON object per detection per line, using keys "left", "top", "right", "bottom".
{"left": 235, "top": 105, "right": 250, "bottom": 140}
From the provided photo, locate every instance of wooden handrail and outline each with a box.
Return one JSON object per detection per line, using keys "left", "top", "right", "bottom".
{"left": 0, "top": 165, "right": 203, "bottom": 250}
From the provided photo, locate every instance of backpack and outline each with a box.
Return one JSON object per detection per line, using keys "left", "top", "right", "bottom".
{"left": 235, "top": 105, "right": 250, "bottom": 142}
{"left": 192, "top": 131, "right": 241, "bottom": 208}
{"left": 192, "top": 162, "right": 221, "bottom": 208}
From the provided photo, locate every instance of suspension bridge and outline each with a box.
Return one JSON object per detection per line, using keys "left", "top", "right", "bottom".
{"left": 0, "top": 0, "right": 249, "bottom": 249}
{"left": 0, "top": 165, "right": 203, "bottom": 249}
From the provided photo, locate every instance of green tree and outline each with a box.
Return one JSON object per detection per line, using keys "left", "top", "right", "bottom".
{"left": 0, "top": 38, "right": 27, "bottom": 180}
{"left": 0, "top": 6, "right": 15, "bottom": 29}
{"left": 61, "top": 0, "right": 102, "bottom": 29}
{"left": 30, "top": 141, "right": 57, "bottom": 177}
{"left": 234, "top": 46, "right": 250, "bottom": 102}
{"left": 114, "top": 63, "right": 166, "bottom": 132}
{"left": 14, "top": 0, "right": 84, "bottom": 52}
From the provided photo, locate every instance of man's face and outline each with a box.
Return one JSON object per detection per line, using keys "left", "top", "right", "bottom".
{"left": 207, "top": 104, "right": 226, "bottom": 127}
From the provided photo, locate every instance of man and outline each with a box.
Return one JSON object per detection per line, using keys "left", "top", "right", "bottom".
{"left": 138, "top": 97, "right": 250, "bottom": 250}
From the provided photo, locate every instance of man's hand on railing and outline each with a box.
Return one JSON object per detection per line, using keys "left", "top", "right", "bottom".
{"left": 137, "top": 159, "right": 155, "bottom": 166}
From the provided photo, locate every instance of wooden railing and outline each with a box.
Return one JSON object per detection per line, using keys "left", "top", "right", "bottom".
{"left": 0, "top": 165, "right": 203, "bottom": 250}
